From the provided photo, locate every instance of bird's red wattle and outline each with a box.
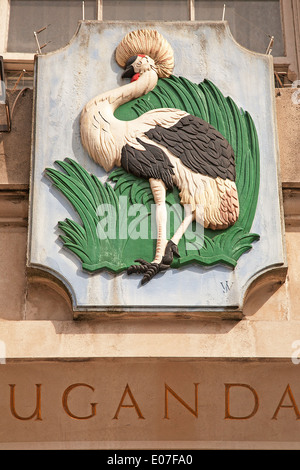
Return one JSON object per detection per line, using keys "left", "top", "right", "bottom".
{"left": 131, "top": 73, "right": 140, "bottom": 82}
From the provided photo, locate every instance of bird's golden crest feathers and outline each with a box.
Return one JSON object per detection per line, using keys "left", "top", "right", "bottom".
{"left": 115, "top": 29, "right": 174, "bottom": 78}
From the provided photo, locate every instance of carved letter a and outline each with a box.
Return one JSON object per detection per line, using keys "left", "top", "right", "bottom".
{"left": 113, "top": 384, "right": 145, "bottom": 420}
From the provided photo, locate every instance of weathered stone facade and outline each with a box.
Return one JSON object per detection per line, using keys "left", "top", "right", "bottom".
{"left": 0, "top": 61, "right": 300, "bottom": 449}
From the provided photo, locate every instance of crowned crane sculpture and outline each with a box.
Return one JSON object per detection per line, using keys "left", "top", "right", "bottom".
{"left": 80, "top": 29, "right": 239, "bottom": 284}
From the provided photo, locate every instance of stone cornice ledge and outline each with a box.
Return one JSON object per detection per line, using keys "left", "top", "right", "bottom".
{"left": 283, "top": 188, "right": 300, "bottom": 227}
{"left": 0, "top": 320, "right": 299, "bottom": 360}
{"left": 0, "top": 189, "right": 28, "bottom": 227}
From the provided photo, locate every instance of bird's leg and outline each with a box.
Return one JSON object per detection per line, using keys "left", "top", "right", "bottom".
{"left": 171, "top": 208, "right": 195, "bottom": 246}
{"left": 137, "top": 209, "right": 195, "bottom": 285}
{"left": 150, "top": 178, "right": 167, "bottom": 263}
{"left": 127, "top": 178, "right": 180, "bottom": 285}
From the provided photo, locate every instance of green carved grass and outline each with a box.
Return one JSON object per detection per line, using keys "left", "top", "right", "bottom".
{"left": 46, "top": 77, "right": 260, "bottom": 272}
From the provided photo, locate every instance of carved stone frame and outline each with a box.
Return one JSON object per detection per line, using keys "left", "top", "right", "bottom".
{"left": 26, "top": 21, "right": 287, "bottom": 318}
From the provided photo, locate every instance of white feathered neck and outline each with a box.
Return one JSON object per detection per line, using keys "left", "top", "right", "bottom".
{"left": 80, "top": 69, "right": 159, "bottom": 171}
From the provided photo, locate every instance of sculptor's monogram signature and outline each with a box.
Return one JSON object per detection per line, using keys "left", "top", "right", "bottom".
{"left": 220, "top": 281, "right": 233, "bottom": 293}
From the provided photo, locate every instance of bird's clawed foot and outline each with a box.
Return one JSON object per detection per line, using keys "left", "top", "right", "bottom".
{"left": 127, "top": 260, "right": 160, "bottom": 285}
{"left": 127, "top": 240, "right": 180, "bottom": 285}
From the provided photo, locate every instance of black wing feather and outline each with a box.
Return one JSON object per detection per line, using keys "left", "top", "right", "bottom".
{"left": 121, "top": 138, "right": 175, "bottom": 189}
{"left": 145, "top": 115, "right": 236, "bottom": 181}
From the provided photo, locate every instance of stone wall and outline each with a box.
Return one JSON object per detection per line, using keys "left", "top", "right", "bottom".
{"left": 0, "top": 87, "right": 299, "bottom": 355}
{"left": 0, "top": 86, "right": 299, "bottom": 449}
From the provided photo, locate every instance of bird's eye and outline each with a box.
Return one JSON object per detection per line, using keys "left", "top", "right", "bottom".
{"left": 137, "top": 61, "right": 142, "bottom": 65}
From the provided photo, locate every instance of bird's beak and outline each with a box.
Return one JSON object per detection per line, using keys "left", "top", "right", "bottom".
{"left": 121, "top": 65, "right": 135, "bottom": 79}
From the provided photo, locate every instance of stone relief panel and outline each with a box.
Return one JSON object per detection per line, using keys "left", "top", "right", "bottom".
{"left": 28, "top": 21, "right": 286, "bottom": 315}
